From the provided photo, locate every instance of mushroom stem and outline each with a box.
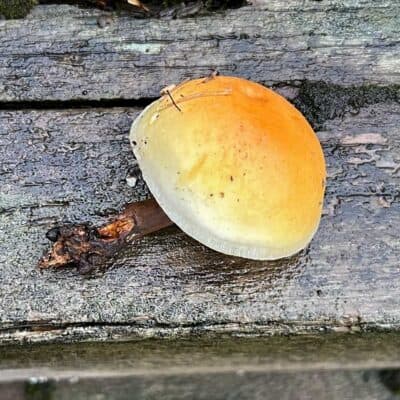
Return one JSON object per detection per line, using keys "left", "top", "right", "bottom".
{"left": 38, "top": 198, "right": 173, "bottom": 274}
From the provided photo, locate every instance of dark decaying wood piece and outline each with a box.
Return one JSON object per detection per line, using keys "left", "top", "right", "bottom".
{"left": 0, "top": 2, "right": 399, "bottom": 344}
{"left": 38, "top": 199, "right": 172, "bottom": 273}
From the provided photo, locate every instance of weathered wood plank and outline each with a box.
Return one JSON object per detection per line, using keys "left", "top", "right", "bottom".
{"left": 0, "top": 101, "right": 399, "bottom": 344}
{"left": 0, "top": 2, "right": 399, "bottom": 102}
{"left": 3, "top": 334, "right": 400, "bottom": 372}
{"left": 2, "top": 369, "right": 399, "bottom": 400}
{"left": 2, "top": 335, "right": 400, "bottom": 399}
{"left": 4, "top": 369, "right": 400, "bottom": 400}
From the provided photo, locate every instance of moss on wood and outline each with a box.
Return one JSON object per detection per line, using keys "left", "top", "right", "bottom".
{"left": 0, "top": 0, "right": 37, "bottom": 18}
{"left": 291, "top": 81, "right": 400, "bottom": 130}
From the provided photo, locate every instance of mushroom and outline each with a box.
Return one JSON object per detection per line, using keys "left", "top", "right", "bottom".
{"left": 39, "top": 75, "right": 326, "bottom": 273}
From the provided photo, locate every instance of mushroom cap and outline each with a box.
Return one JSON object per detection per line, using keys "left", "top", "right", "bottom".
{"left": 130, "top": 76, "right": 326, "bottom": 260}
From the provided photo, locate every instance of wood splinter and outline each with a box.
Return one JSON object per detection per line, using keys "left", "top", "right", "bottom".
{"left": 38, "top": 199, "right": 172, "bottom": 274}
{"left": 160, "top": 84, "right": 182, "bottom": 112}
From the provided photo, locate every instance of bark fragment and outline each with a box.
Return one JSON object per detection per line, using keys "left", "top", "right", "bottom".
{"left": 38, "top": 199, "right": 172, "bottom": 274}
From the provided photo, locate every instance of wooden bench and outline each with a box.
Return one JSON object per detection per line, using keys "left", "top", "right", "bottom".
{"left": 0, "top": 1, "right": 399, "bottom": 346}
{"left": 2, "top": 334, "right": 400, "bottom": 399}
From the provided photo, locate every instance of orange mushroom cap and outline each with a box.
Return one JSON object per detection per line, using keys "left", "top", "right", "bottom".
{"left": 130, "top": 76, "right": 326, "bottom": 260}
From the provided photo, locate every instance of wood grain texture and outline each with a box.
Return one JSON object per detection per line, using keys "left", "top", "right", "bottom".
{"left": 0, "top": 2, "right": 399, "bottom": 102}
{"left": 3, "top": 334, "right": 400, "bottom": 372}
{"left": 1, "top": 0, "right": 399, "bottom": 344}
{"left": 0, "top": 368, "right": 399, "bottom": 400}
{"left": 3, "top": 335, "right": 400, "bottom": 399}
{"left": 0, "top": 101, "right": 399, "bottom": 344}
{"left": 2, "top": 369, "right": 400, "bottom": 400}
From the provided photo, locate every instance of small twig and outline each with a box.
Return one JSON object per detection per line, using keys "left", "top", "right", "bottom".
{"left": 38, "top": 199, "right": 172, "bottom": 274}
{"left": 157, "top": 89, "right": 232, "bottom": 113}
{"left": 160, "top": 84, "right": 181, "bottom": 112}
{"left": 166, "top": 90, "right": 182, "bottom": 112}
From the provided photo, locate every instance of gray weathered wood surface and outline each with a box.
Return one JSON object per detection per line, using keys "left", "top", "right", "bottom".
{"left": 0, "top": 2, "right": 399, "bottom": 102}
{"left": 3, "top": 334, "right": 400, "bottom": 400}
{"left": 0, "top": 2, "right": 399, "bottom": 344}
{"left": 3, "top": 369, "right": 400, "bottom": 400}
{"left": 1, "top": 103, "right": 399, "bottom": 344}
